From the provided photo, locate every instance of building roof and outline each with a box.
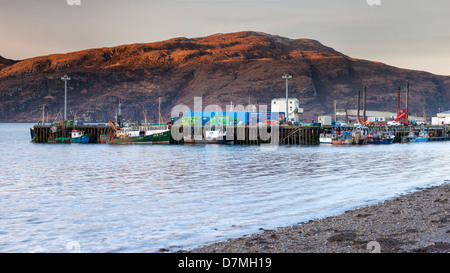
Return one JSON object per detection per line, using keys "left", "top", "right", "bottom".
{"left": 271, "top": 98, "right": 299, "bottom": 101}
{"left": 437, "top": 111, "right": 450, "bottom": 118}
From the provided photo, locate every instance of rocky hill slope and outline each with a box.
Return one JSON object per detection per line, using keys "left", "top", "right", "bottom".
{"left": 0, "top": 31, "right": 448, "bottom": 122}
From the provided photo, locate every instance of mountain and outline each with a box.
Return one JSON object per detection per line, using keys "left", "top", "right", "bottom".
{"left": 0, "top": 31, "right": 449, "bottom": 122}
{"left": 0, "top": 56, "right": 17, "bottom": 70}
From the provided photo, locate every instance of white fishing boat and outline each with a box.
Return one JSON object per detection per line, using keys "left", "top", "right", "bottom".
{"left": 319, "top": 133, "right": 333, "bottom": 144}
{"left": 205, "top": 129, "right": 226, "bottom": 140}
{"left": 194, "top": 128, "right": 233, "bottom": 144}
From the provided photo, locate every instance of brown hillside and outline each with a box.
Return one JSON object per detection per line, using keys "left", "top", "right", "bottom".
{"left": 0, "top": 31, "right": 448, "bottom": 122}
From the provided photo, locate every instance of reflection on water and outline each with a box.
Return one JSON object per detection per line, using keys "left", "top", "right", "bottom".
{"left": 0, "top": 123, "right": 449, "bottom": 252}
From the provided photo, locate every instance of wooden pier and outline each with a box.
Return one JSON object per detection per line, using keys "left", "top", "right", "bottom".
{"left": 168, "top": 125, "right": 321, "bottom": 145}
{"left": 31, "top": 123, "right": 450, "bottom": 145}
{"left": 31, "top": 124, "right": 114, "bottom": 143}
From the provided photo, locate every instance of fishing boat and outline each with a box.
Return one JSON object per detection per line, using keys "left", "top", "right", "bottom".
{"left": 410, "top": 131, "right": 430, "bottom": 143}
{"left": 181, "top": 127, "right": 233, "bottom": 144}
{"left": 107, "top": 126, "right": 170, "bottom": 144}
{"left": 366, "top": 132, "right": 395, "bottom": 144}
{"left": 332, "top": 135, "right": 353, "bottom": 145}
{"left": 70, "top": 130, "right": 90, "bottom": 143}
{"left": 107, "top": 99, "right": 171, "bottom": 144}
{"left": 319, "top": 133, "right": 333, "bottom": 144}
{"left": 195, "top": 128, "right": 234, "bottom": 144}
{"left": 332, "top": 130, "right": 366, "bottom": 145}
{"left": 352, "top": 129, "right": 367, "bottom": 145}
{"left": 401, "top": 131, "right": 415, "bottom": 143}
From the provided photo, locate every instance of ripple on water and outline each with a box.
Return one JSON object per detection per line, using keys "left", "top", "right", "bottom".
{"left": 1, "top": 123, "right": 450, "bottom": 252}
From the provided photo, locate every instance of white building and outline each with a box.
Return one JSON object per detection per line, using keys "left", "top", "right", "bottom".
{"left": 271, "top": 98, "right": 302, "bottom": 122}
{"left": 431, "top": 111, "right": 450, "bottom": 125}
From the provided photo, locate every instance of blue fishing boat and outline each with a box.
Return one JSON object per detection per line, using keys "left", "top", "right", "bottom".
{"left": 410, "top": 131, "right": 429, "bottom": 143}
{"left": 71, "top": 130, "right": 90, "bottom": 143}
{"left": 366, "top": 132, "right": 395, "bottom": 144}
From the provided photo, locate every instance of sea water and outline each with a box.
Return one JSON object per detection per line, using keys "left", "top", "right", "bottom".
{"left": 0, "top": 123, "right": 449, "bottom": 252}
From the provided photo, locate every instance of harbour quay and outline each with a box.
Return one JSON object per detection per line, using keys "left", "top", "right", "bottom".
{"left": 30, "top": 123, "right": 114, "bottom": 144}
{"left": 30, "top": 122, "right": 450, "bottom": 145}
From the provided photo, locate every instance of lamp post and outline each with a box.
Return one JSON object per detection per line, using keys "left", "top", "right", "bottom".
{"left": 282, "top": 74, "right": 292, "bottom": 123}
{"left": 61, "top": 75, "right": 71, "bottom": 121}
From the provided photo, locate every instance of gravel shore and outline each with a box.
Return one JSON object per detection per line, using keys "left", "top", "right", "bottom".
{"left": 186, "top": 183, "right": 449, "bottom": 253}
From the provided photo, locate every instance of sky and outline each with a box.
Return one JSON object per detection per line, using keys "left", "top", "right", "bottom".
{"left": 0, "top": 0, "right": 449, "bottom": 75}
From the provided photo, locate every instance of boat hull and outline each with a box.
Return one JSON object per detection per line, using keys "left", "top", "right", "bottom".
{"left": 410, "top": 138, "right": 429, "bottom": 143}
{"left": 319, "top": 138, "right": 332, "bottom": 144}
{"left": 368, "top": 137, "right": 395, "bottom": 144}
{"left": 373, "top": 138, "right": 394, "bottom": 144}
{"left": 319, "top": 133, "right": 333, "bottom": 144}
{"left": 48, "top": 137, "right": 71, "bottom": 144}
{"left": 332, "top": 138, "right": 365, "bottom": 145}
{"left": 190, "top": 139, "right": 234, "bottom": 144}
{"left": 332, "top": 139, "right": 351, "bottom": 145}
{"left": 107, "top": 130, "right": 170, "bottom": 144}
{"left": 71, "top": 135, "right": 90, "bottom": 143}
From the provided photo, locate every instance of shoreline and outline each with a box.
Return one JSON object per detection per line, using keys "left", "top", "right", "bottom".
{"left": 184, "top": 183, "right": 449, "bottom": 253}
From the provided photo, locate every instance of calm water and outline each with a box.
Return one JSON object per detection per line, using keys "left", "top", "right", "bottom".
{"left": 0, "top": 123, "right": 449, "bottom": 252}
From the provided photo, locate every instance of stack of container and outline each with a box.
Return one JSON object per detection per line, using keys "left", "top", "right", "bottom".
{"left": 181, "top": 116, "right": 202, "bottom": 126}
{"left": 183, "top": 110, "right": 286, "bottom": 126}
{"left": 185, "top": 110, "right": 249, "bottom": 125}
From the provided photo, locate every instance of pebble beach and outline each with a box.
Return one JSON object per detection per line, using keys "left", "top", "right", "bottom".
{"left": 186, "top": 183, "right": 449, "bottom": 253}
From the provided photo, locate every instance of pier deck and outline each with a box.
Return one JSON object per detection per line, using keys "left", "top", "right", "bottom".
{"left": 31, "top": 124, "right": 450, "bottom": 145}
{"left": 31, "top": 124, "right": 114, "bottom": 144}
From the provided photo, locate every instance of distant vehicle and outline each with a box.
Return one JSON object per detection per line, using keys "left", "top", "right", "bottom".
{"left": 335, "top": 121, "right": 347, "bottom": 127}
{"left": 387, "top": 121, "right": 402, "bottom": 126}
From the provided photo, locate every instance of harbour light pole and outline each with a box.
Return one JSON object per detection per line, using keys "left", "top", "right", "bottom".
{"left": 61, "top": 75, "right": 71, "bottom": 121}
{"left": 282, "top": 74, "right": 292, "bottom": 123}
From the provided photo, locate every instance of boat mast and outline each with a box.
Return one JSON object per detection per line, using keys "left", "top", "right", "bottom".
{"left": 142, "top": 110, "right": 148, "bottom": 129}
{"left": 158, "top": 97, "right": 163, "bottom": 129}
{"left": 42, "top": 104, "right": 46, "bottom": 125}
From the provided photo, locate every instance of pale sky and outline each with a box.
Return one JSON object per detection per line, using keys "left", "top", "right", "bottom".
{"left": 1, "top": 0, "right": 449, "bottom": 75}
